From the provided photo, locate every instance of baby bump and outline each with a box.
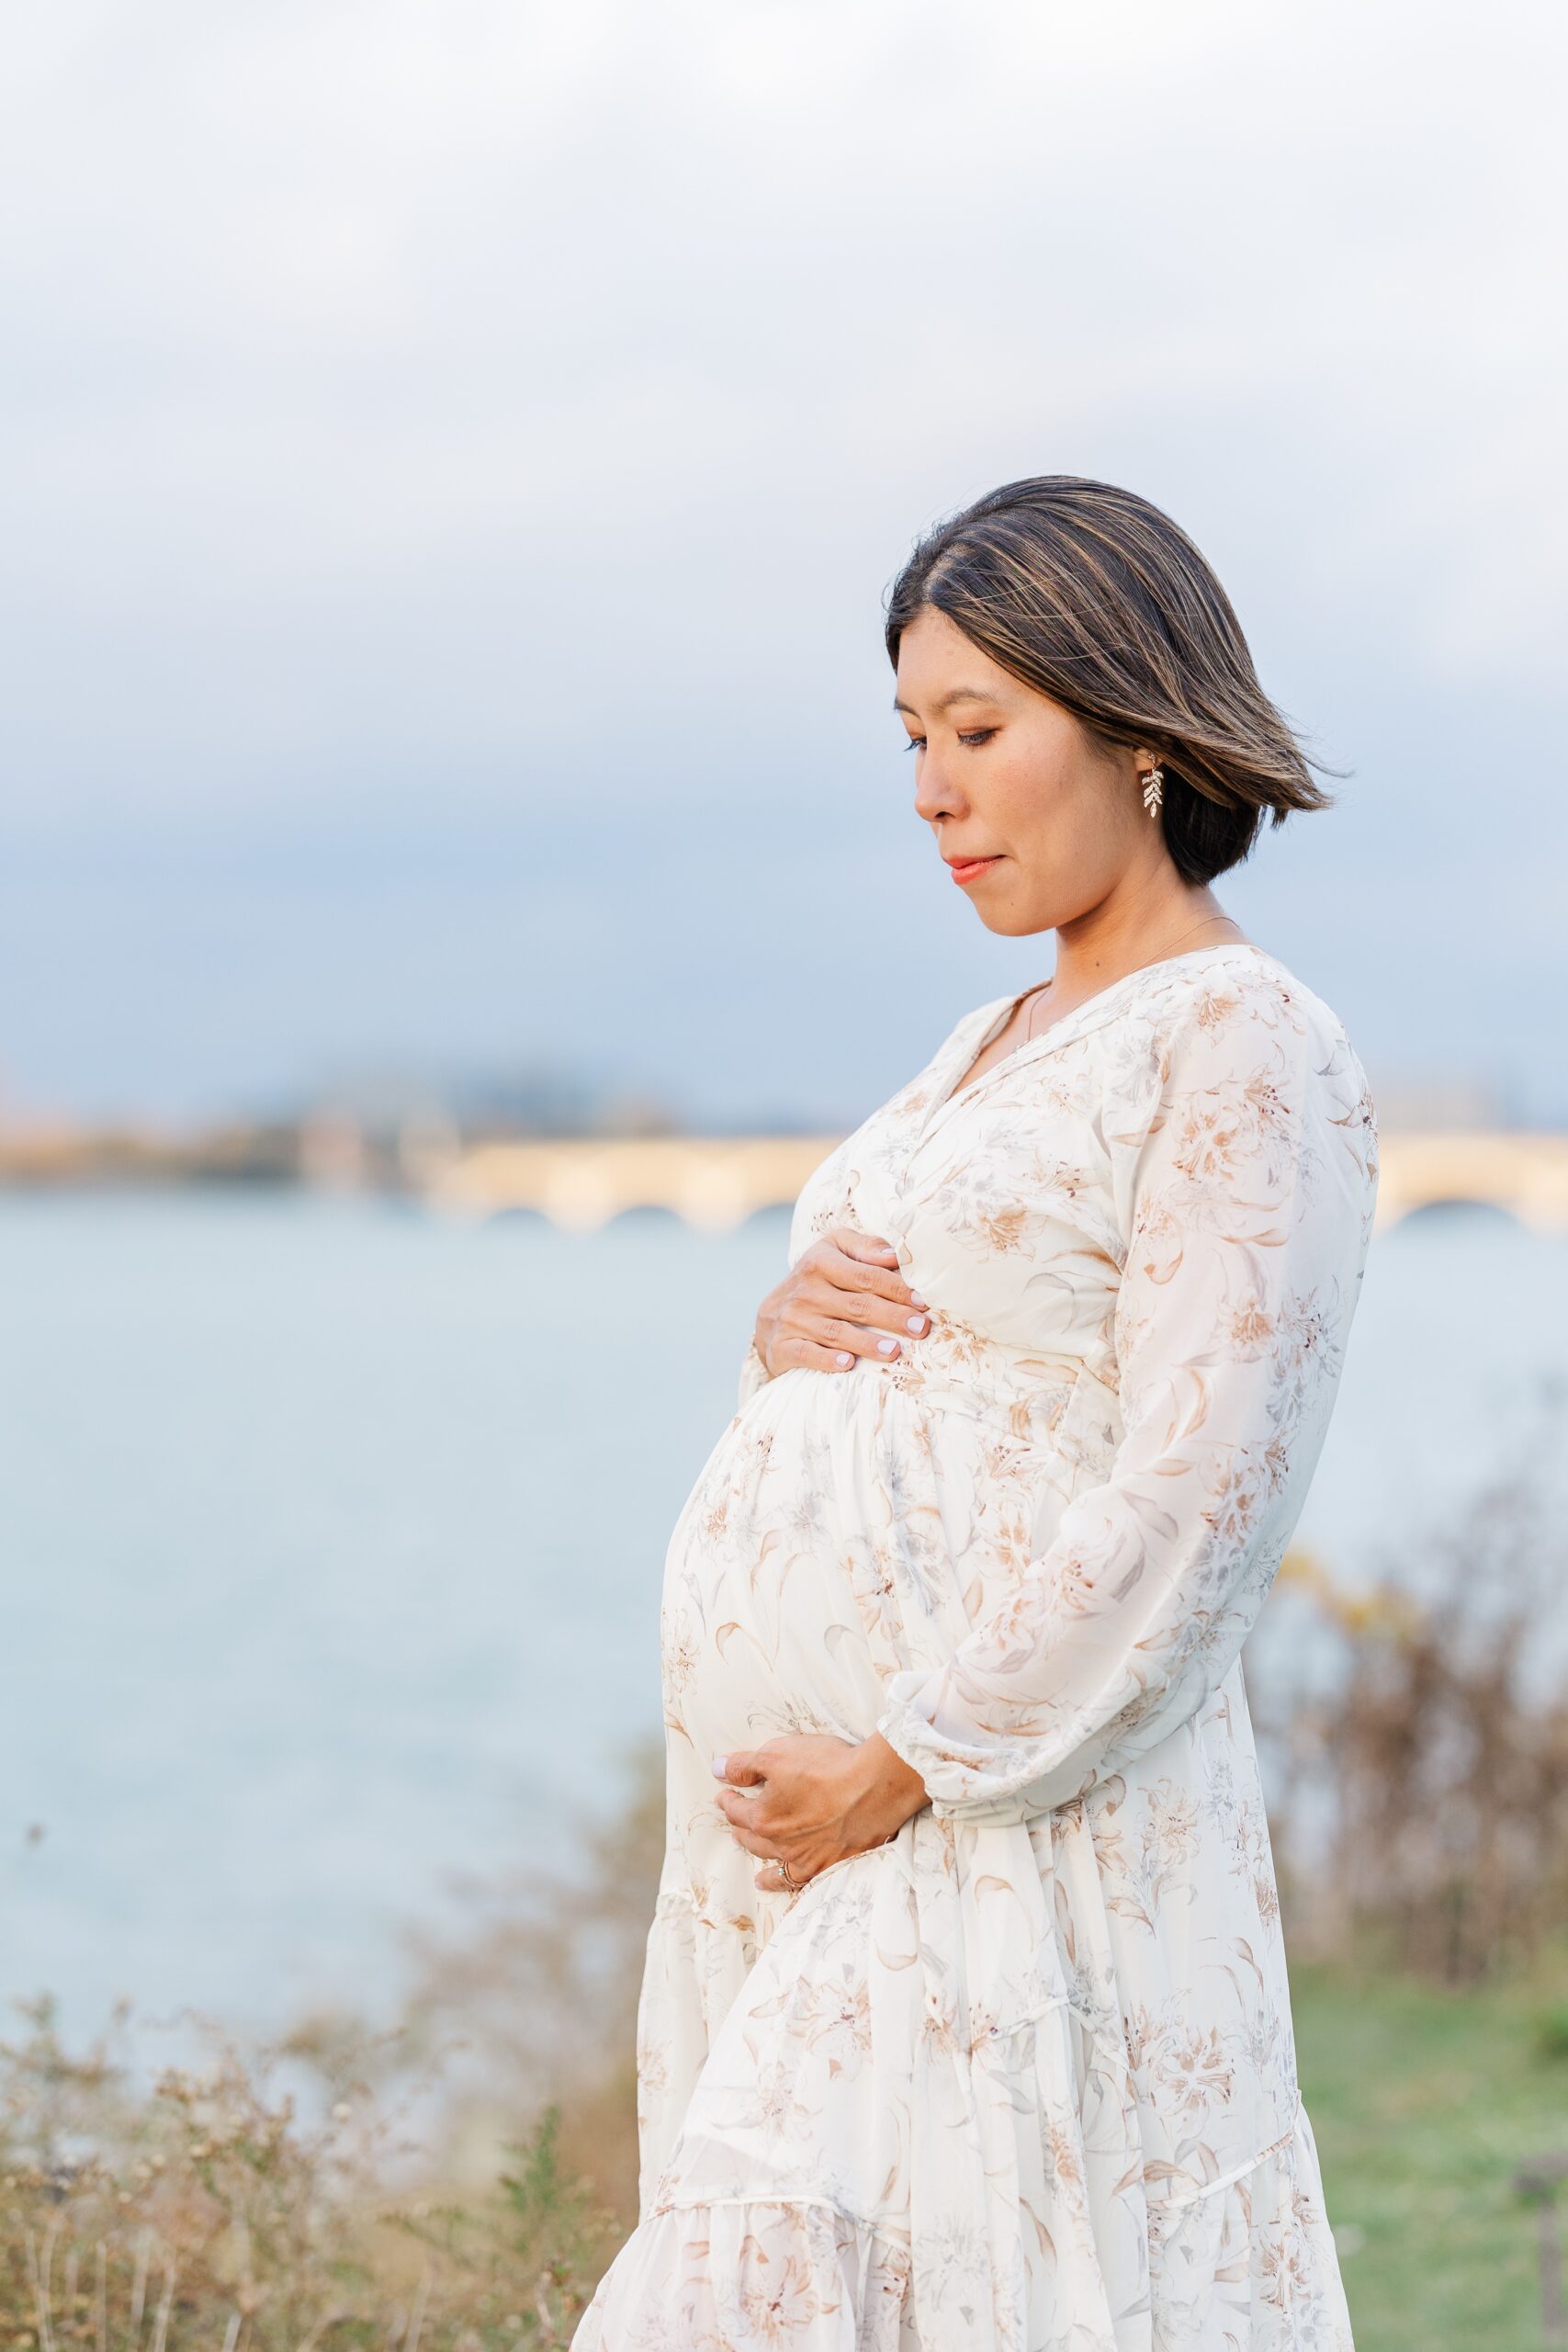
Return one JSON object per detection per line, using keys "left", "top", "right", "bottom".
{"left": 659, "top": 1363, "right": 1048, "bottom": 1770}
{"left": 659, "top": 1394, "right": 889, "bottom": 1766}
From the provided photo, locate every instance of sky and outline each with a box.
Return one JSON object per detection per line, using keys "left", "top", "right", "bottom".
{"left": 1, "top": 0, "right": 1564, "bottom": 1132}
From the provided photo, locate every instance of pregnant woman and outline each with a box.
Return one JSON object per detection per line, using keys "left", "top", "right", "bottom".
{"left": 573, "top": 477, "right": 1377, "bottom": 2350}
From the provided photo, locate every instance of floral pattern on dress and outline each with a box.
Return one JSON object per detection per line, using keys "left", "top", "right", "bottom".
{"left": 572, "top": 944, "right": 1374, "bottom": 2352}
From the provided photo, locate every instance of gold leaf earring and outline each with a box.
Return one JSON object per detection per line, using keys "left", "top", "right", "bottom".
{"left": 1141, "top": 764, "right": 1165, "bottom": 818}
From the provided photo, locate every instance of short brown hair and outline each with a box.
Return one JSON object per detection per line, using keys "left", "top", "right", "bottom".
{"left": 884, "top": 476, "right": 1333, "bottom": 885}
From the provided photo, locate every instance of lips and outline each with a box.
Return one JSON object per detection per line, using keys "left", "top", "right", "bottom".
{"left": 945, "top": 853, "right": 1003, "bottom": 887}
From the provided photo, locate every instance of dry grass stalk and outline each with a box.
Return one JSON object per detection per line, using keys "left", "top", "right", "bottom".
{"left": 0, "top": 1998, "right": 620, "bottom": 2351}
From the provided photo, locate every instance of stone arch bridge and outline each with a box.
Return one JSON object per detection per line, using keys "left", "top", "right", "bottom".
{"left": 423, "top": 1129, "right": 1568, "bottom": 1236}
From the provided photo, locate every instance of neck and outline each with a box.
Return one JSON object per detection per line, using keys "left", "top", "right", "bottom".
{"left": 1046, "top": 877, "right": 1242, "bottom": 1007}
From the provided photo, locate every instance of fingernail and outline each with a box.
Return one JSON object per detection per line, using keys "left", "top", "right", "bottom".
{"left": 908, "top": 1292, "right": 927, "bottom": 1309}
{"left": 711, "top": 1755, "right": 728, "bottom": 1778}
{"left": 878, "top": 1337, "right": 898, "bottom": 1356}
{"left": 835, "top": 1351, "right": 852, "bottom": 1366}
{"left": 906, "top": 1315, "right": 925, "bottom": 1334}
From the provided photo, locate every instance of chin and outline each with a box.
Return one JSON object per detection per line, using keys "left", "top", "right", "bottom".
{"left": 972, "top": 901, "right": 1051, "bottom": 940}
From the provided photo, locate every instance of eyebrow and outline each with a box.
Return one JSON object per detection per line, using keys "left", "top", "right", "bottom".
{"left": 891, "top": 685, "right": 1003, "bottom": 717}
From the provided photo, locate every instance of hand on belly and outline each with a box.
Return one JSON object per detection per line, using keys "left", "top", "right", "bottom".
{"left": 711, "top": 1730, "right": 929, "bottom": 1894}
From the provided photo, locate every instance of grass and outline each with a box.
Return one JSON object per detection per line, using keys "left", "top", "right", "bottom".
{"left": 1295, "top": 1945, "right": 1568, "bottom": 2352}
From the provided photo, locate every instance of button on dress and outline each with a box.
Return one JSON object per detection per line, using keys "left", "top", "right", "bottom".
{"left": 572, "top": 942, "right": 1377, "bottom": 2351}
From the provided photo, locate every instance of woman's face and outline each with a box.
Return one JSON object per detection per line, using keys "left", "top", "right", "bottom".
{"left": 894, "top": 603, "right": 1156, "bottom": 938}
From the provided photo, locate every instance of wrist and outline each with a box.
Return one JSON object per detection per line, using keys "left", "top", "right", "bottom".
{"left": 855, "top": 1729, "right": 929, "bottom": 1826}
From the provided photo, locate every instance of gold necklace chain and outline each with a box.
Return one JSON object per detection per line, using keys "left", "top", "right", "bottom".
{"left": 1019, "top": 911, "right": 1245, "bottom": 1046}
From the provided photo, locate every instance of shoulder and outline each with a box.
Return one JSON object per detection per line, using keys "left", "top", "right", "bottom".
{"left": 1147, "top": 948, "right": 1363, "bottom": 1081}
{"left": 1105, "top": 948, "right": 1376, "bottom": 1153}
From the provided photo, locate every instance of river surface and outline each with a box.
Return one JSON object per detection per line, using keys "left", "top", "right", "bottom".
{"left": 2, "top": 1187, "right": 1564, "bottom": 2041}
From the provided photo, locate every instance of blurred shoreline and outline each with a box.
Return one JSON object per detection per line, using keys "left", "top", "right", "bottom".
{"left": 1, "top": 1109, "right": 1565, "bottom": 1240}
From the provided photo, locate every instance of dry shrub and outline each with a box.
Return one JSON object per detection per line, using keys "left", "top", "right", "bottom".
{"left": 0, "top": 1998, "right": 615, "bottom": 2351}
{"left": 1264, "top": 1395, "right": 1568, "bottom": 1983}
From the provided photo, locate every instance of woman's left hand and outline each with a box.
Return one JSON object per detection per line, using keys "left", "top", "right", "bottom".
{"left": 712, "top": 1731, "right": 929, "bottom": 1892}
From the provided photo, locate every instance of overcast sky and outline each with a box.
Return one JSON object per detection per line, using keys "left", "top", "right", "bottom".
{"left": 1, "top": 0, "right": 1564, "bottom": 1129}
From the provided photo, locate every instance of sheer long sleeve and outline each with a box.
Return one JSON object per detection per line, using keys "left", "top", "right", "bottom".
{"left": 875, "top": 980, "right": 1377, "bottom": 1820}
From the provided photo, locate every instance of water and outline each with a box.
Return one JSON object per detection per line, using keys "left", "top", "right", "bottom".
{"left": 2, "top": 1188, "right": 1565, "bottom": 2041}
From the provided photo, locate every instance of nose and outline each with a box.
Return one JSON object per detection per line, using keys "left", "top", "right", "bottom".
{"left": 912, "top": 746, "right": 964, "bottom": 827}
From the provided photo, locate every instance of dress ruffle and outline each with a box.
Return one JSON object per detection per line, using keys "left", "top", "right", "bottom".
{"left": 572, "top": 2110, "right": 1351, "bottom": 2350}
{"left": 1142, "top": 2101, "right": 1355, "bottom": 2352}
{"left": 571, "top": 1828, "right": 1356, "bottom": 2351}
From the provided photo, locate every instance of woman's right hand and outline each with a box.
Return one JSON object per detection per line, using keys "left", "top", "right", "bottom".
{"left": 752, "top": 1227, "right": 931, "bottom": 1376}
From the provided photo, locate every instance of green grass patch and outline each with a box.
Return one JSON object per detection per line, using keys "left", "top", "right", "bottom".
{"left": 1295, "top": 1947, "right": 1568, "bottom": 2352}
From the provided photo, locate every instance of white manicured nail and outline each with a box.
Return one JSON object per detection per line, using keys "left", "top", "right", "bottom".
{"left": 835, "top": 1351, "right": 852, "bottom": 1366}
{"left": 906, "top": 1315, "right": 925, "bottom": 1333}
{"left": 908, "top": 1292, "right": 927, "bottom": 1309}
{"left": 711, "top": 1755, "right": 728, "bottom": 1778}
{"left": 878, "top": 1337, "right": 898, "bottom": 1356}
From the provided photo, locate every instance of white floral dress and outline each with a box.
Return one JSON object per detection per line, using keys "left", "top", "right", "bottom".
{"left": 573, "top": 942, "right": 1376, "bottom": 2352}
